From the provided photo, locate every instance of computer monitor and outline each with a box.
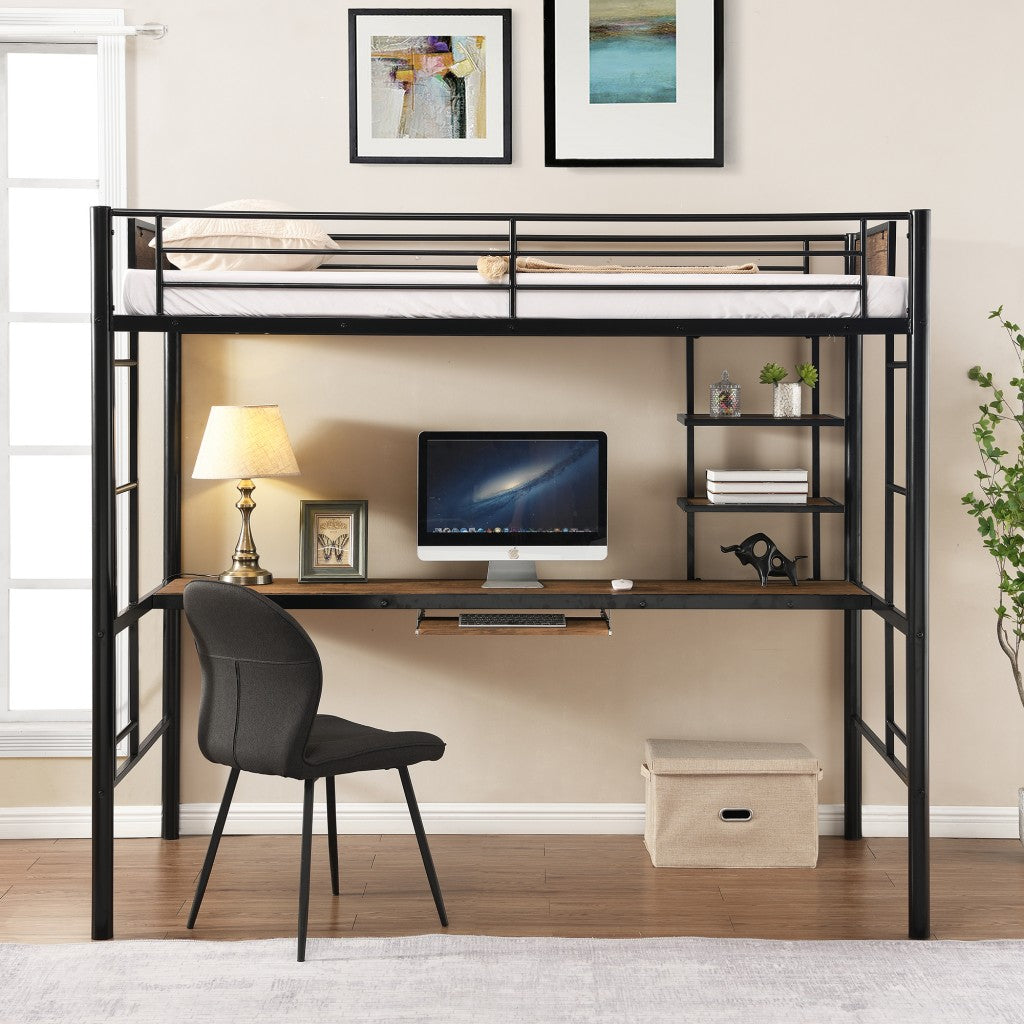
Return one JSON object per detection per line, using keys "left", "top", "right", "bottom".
{"left": 417, "top": 431, "right": 608, "bottom": 588}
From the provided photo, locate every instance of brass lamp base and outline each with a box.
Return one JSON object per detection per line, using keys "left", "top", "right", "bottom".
{"left": 218, "top": 478, "right": 274, "bottom": 586}
{"left": 219, "top": 566, "right": 273, "bottom": 586}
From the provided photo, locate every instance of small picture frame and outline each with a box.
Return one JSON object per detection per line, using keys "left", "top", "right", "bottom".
{"left": 299, "top": 500, "right": 368, "bottom": 583}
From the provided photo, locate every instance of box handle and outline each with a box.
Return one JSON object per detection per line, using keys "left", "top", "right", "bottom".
{"left": 719, "top": 807, "right": 753, "bottom": 822}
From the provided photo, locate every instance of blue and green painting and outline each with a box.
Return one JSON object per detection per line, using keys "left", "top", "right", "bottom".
{"left": 589, "top": 0, "right": 676, "bottom": 105}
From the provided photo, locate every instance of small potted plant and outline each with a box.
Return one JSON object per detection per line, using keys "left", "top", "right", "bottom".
{"left": 760, "top": 361, "right": 818, "bottom": 418}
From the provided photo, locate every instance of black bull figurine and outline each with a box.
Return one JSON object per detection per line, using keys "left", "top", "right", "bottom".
{"left": 721, "top": 533, "right": 805, "bottom": 586}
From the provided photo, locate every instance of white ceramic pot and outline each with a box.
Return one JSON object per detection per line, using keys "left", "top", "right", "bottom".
{"left": 773, "top": 381, "right": 802, "bottom": 418}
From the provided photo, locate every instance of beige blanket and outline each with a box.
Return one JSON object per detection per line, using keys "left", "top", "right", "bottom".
{"left": 477, "top": 255, "right": 759, "bottom": 282}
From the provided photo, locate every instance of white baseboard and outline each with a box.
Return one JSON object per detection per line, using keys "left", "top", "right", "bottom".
{"left": 817, "top": 804, "right": 1021, "bottom": 840}
{"left": 0, "top": 802, "right": 1019, "bottom": 841}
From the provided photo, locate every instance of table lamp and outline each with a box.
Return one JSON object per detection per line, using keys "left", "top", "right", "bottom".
{"left": 192, "top": 405, "right": 300, "bottom": 585}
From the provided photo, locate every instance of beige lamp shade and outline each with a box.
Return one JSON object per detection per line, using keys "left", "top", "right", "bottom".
{"left": 192, "top": 405, "right": 300, "bottom": 480}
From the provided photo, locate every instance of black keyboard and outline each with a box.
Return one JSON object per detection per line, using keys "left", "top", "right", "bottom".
{"left": 458, "top": 613, "right": 567, "bottom": 628}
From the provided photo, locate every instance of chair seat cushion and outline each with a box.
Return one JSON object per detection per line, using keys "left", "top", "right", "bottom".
{"left": 302, "top": 714, "right": 444, "bottom": 778}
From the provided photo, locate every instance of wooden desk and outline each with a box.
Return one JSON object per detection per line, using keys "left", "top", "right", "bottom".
{"left": 152, "top": 577, "right": 871, "bottom": 638}
{"left": 153, "top": 577, "right": 872, "bottom": 611}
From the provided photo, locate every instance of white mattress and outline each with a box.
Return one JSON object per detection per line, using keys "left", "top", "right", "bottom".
{"left": 121, "top": 269, "right": 909, "bottom": 320}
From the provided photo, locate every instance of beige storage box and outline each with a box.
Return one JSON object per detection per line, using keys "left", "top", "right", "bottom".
{"left": 642, "top": 739, "right": 821, "bottom": 868}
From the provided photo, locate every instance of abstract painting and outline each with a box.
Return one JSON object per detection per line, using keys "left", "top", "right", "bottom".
{"left": 370, "top": 35, "right": 486, "bottom": 140}
{"left": 544, "top": 0, "right": 722, "bottom": 166}
{"left": 589, "top": 0, "right": 676, "bottom": 105}
{"left": 350, "top": 10, "right": 512, "bottom": 164}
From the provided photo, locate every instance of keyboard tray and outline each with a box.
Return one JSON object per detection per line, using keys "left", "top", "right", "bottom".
{"left": 417, "top": 614, "right": 611, "bottom": 637}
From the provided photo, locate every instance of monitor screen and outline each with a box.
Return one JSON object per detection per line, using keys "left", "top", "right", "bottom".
{"left": 417, "top": 431, "right": 607, "bottom": 553}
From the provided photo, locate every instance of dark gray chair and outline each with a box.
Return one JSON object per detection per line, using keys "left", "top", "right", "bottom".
{"left": 182, "top": 579, "right": 447, "bottom": 961}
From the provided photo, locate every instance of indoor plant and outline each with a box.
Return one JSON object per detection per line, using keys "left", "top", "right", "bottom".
{"left": 760, "top": 361, "right": 818, "bottom": 418}
{"left": 963, "top": 306, "right": 1024, "bottom": 843}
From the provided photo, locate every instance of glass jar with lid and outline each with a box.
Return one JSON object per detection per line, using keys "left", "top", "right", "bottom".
{"left": 710, "top": 370, "right": 740, "bottom": 417}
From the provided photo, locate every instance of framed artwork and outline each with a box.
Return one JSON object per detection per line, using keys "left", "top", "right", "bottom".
{"left": 543, "top": 0, "right": 723, "bottom": 167}
{"left": 299, "top": 500, "right": 368, "bottom": 583}
{"left": 348, "top": 8, "right": 512, "bottom": 164}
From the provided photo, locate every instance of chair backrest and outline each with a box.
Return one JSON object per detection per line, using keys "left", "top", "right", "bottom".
{"left": 183, "top": 580, "right": 322, "bottom": 779}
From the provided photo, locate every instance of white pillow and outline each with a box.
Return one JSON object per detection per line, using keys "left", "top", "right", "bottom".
{"left": 151, "top": 199, "right": 337, "bottom": 272}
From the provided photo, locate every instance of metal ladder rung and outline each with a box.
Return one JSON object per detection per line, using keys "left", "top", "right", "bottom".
{"left": 115, "top": 720, "right": 138, "bottom": 744}
{"left": 885, "top": 718, "right": 907, "bottom": 745}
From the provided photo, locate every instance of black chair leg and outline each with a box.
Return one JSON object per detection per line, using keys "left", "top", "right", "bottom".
{"left": 187, "top": 766, "right": 239, "bottom": 929}
{"left": 297, "top": 778, "right": 315, "bottom": 962}
{"left": 326, "top": 775, "right": 339, "bottom": 896}
{"left": 398, "top": 766, "right": 448, "bottom": 927}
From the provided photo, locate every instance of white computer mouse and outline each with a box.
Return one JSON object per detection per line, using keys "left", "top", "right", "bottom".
{"left": 611, "top": 578, "right": 634, "bottom": 591}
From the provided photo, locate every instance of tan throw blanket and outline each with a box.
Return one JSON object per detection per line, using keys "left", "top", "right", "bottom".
{"left": 477, "top": 255, "right": 759, "bottom": 282}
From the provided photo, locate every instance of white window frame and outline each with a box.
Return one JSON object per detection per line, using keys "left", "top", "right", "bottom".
{"left": 0, "top": 9, "right": 127, "bottom": 756}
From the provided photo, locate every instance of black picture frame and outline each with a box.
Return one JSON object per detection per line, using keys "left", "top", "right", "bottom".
{"left": 299, "top": 500, "right": 369, "bottom": 583}
{"left": 349, "top": 8, "right": 513, "bottom": 165}
{"left": 543, "top": 0, "right": 723, "bottom": 167}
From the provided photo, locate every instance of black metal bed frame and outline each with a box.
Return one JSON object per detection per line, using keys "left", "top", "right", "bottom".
{"left": 90, "top": 206, "right": 930, "bottom": 940}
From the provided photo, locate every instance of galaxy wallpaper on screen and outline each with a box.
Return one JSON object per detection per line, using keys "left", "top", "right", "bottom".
{"left": 424, "top": 439, "right": 601, "bottom": 535}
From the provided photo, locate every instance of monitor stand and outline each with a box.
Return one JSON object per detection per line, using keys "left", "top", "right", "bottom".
{"left": 481, "top": 560, "right": 543, "bottom": 589}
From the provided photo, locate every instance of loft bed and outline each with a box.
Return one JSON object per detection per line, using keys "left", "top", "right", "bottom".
{"left": 90, "top": 207, "right": 930, "bottom": 941}
{"left": 110, "top": 208, "right": 913, "bottom": 335}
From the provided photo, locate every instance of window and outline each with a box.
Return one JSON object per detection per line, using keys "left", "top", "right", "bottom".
{"left": 0, "top": 11, "right": 126, "bottom": 755}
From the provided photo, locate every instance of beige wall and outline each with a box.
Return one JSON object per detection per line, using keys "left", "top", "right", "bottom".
{"left": 4, "top": 0, "right": 1024, "bottom": 814}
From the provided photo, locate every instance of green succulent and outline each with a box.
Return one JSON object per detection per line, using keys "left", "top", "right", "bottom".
{"left": 759, "top": 362, "right": 818, "bottom": 387}
{"left": 759, "top": 362, "right": 789, "bottom": 384}
{"left": 796, "top": 362, "right": 819, "bottom": 389}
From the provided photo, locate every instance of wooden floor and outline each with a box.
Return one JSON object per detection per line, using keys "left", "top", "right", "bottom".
{"left": 1, "top": 835, "right": 1022, "bottom": 942}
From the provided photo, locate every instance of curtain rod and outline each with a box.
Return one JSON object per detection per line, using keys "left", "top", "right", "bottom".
{"left": 0, "top": 23, "right": 166, "bottom": 42}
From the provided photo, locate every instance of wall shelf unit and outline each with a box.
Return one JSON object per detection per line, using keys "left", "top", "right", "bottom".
{"left": 679, "top": 413, "right": 845, "bottom": 428}
{"left": 677, "top": 496, "right": 844, "bottom": 514}
{"left": 679, "top": 331, "right": 848, "bottom": 581}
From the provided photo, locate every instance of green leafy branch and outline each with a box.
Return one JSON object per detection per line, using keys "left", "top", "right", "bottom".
{"left": 963, "top": 305, "right": 1024, "bottom": 709}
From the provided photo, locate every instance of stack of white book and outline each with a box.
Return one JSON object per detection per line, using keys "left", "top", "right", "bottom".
{"left": 706, "top": 468, "right": 809, "bottom": 504}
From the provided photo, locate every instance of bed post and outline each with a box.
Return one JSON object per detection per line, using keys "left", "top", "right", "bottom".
{"left": 843, "top": 330, "right": 864, "bottom": 841}
{"left": 91, "top": 205, "right": 116, "bottom": 939}
{"left": 162, "top": 330, "right": 183, "bottom": 840}
{"left": 907, "top": 208, "right": 931, "bottom": 938}
{"left": 685, "top": 337, "right": 696, "bottom": 580}
{"left": 842, "top": 232, "right": 864, "bottom": 842}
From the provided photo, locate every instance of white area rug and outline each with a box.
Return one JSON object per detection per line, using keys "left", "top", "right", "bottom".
{"left": 2, "top": 934, "right": 1023, "bottom": 1023}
